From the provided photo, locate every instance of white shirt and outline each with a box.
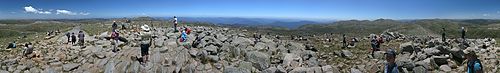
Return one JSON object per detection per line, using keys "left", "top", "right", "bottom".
{"left": 174, "top": 18, "right": 178, "bottom": 24}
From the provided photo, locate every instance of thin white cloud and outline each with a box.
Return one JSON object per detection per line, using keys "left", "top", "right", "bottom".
{"left": 79, "top": 12, "right": 90, "bottom": 15}
{"left": 23, "top": 6, "right": 90, "bottom": 15}
{"left": 56, "top": 9, "right": 77, "bottom": 15}
{"left": 24, "top": 6, "right": 51, "bottom": 14}
{"left": 482, "top": 14, "right": 489, "bottom": 16}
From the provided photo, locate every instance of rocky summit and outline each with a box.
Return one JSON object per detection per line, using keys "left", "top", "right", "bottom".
{"left": 0, "top": 25, "right": 335, "bottom": 73}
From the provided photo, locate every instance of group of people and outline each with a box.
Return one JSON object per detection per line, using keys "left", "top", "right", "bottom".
{"left": 382, "top": 27, "right": 482, "bottom": 73}
{"left": 65, "top": 30, "right": 85, "bottom": 46}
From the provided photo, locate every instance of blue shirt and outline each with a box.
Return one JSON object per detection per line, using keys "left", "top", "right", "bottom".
{"left": 385, "top": 63, "right": 398, "bottom": 73}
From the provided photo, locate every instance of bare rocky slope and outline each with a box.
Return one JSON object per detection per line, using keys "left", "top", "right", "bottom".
{"left": 0, "top": 25, "right": 333, "bottom": 73}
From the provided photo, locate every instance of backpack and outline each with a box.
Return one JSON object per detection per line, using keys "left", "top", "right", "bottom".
{"left": 186, "top": 28, "right": 191, "bottom": 34}
{"left": 467, "top": 59, "right": 483, "bottom": 73}
{"left": 111, "top": 32, "right": 119, "bottom": 39}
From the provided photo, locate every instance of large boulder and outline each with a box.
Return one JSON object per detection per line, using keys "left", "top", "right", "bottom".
{"left": 223, "top": 66, "right": 250, "bottom": 73}
{"left": 400, "top": 42, "right": 415, "bottom": 53}
{"left": 412, "top": 66, "right": 426, "bottom": 73}
{"left": 439, "top": 65, "right": 451, "bottom": 72}
{"left": 245, "top": 51, "right": 271, "bottom": 71}
{"left": 415, "top": 58, "right": 438, "bottom": 70}
{"left": 432, "top": 56, "right": 449, "bottom": 66}
{"left": 341, "top": 50, "right": 353, "bottom": 58}
{"left": 63, "top": 63, "right": 80, "bottom": 71}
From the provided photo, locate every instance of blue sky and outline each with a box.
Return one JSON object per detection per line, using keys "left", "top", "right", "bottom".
{"left": 1, "top": 0, "right": 500, "bottom": 20}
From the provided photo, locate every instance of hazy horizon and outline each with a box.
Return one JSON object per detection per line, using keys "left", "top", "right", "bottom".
{"left": 2, "top": 0, "right": 500, "bottom": 20}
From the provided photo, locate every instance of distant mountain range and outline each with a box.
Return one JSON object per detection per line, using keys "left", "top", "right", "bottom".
{"left": 176, "top": 17, "right": 331, "bottom": 29}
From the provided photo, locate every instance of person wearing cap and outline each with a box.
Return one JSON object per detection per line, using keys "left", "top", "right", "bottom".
{"left": 384, "top": 48, "right": 399, "bottom": 73}
{"left": 139, "top": 25, "right": 152, "bottom": 63}
{"left": 464, "top": 49, "right": 483, "bottom": 73}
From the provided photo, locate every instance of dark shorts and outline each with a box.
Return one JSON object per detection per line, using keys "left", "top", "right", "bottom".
{"left": 140, "top": 44, "right": 150, "bottom": 56}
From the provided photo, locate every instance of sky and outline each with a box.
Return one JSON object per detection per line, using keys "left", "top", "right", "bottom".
{"left": 1, "top": 0, "right": 500, "bottom": 20}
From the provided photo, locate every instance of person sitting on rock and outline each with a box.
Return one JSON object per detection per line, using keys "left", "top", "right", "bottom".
{"left": 78, "top": 31, "right": 85, "bottom": 46}
{"left": 139, "top": 25, "right": 152, "bottom": 63}
{"left": 464, "top": 49, "right": 483, "bottom": 73}
{"left": 179, "top": 29, "right": 190, "bottom": 48}
{"left": 23, "top": 42, "right": 34, "bottom": 57}
{"left": 6, "top": 41, "right": 16, "bottom": 49}
{"left": 384, "top": 48, "right": 398, "bottom": 73}
{"left": 71, "top": 33, "right": 77, "bottom": 45}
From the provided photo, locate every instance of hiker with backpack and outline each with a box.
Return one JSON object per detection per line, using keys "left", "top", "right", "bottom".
{"left": 111, "top": 30, "right": 120, "bottom": 52}
{"left": 464, "top": 49, "right": 483, "bottom": 73}
{"left": 78, "top": 31, "right": 85, "bottom": 46}
{"left": 384, "top": 48, "right": 399, "bottom": 73}
{"left": 138, "top": 25, "right": 152, "bottom": 63}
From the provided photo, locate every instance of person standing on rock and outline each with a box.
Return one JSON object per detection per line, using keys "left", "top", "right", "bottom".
{"left": 461, "top": 27, "right": 466, "bottom": 41}
{"left": 384, "top": 48, "right": 398, "bottom": 73}
{"left": 139, "top": 25, "right": 152, "bottom": 63}
{"left": 173, "top": 16, "right": 178, "bottom": 32}
{"left": 65, "top": 32, "right": 71, "bottom": 44}
{"left": 464, "top": 49, "right": 483, "bottom": 73}
{"left": 370, "top": 35, "right": 380, "bottom": 57}
{"left": 442, "top": 28, "right": 446, "bottom": 42}
{"left": 112, "top": 21, "right": 118, "bottom": 31}
{"left": 78, "top": 30, "right": 85, "bottom": 46}
{"left": 342, "top": 34, "right": 347, "bottom": 48}
{"left": 71, "top": 33, "right": 77, "bottom": 45}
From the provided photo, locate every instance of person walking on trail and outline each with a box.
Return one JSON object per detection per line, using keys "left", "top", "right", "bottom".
{"left": 71, "top": 33, "right": 77, "bottom": 45}
{"left": 442, "top": 28, "right": 446, "bottom": 42}
{"left": 111, "top": 30, "right": 120, "bottom": 52}
{"left": 173, "top": 16, "right": 178, "bottom": 32}
{"left": 342, "top": 34, "right": 347, "bottom": 48}
{"left": 384, "top": 48, "right": 399, "bottom": 73}
{"left": 464, "top": 49, "right": 483, "bottom": 73}
{"left": 138, "top": 25, "right": 152, "bottom": 63}
{"left": 66, "top": 32, "right": 71, "bottom": 44}
{"left": 78, "top": 31, "right": 85, "bottom": 46}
